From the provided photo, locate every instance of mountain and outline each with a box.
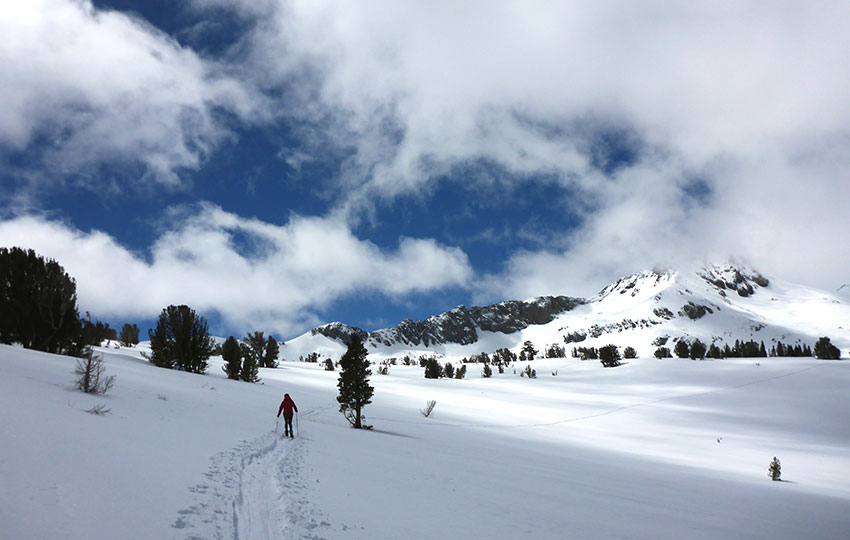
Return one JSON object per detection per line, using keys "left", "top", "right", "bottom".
{"left": 283, "top": 263, "right": 850, "bottom": 361}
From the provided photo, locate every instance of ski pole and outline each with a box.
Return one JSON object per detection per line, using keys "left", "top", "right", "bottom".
{"left": 275, "top": 418, "right": 279, "bottom": 432}
{"left": 295, "top": 412, "right": 300, "bottom": 437}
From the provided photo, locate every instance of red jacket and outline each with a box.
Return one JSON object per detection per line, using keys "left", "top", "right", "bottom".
{"left": 278, "top": 395, "right": 297, "bottom": 416}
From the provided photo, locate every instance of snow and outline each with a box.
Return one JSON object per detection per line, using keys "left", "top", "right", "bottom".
{"left": 2, "top": 343, "right": 849, "bottom": 539}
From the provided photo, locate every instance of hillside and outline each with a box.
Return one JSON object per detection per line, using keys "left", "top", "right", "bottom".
{"left": 1, "top": 343, "right": 849, "bottom": 539}
{"left": 283, "top": 263, "right": 850, "bottom": 362}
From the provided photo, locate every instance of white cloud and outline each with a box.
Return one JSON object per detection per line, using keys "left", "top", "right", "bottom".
{"left": 0, "top": 0, "right": 263, "bottom": 189}
{"left": 0, "top": 206, "right": 472, "bottom": 335}
{"left": 199, "top": 0, "right": 850, "bottom": 293}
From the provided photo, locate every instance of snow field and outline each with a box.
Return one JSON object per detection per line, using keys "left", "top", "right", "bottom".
{"left": 1, "top": 344, "right": 849, "bottom": 539}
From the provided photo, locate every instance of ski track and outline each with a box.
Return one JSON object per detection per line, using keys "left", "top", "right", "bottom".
{"left": 173, "top": 410, "right": 332, "bottom": 540}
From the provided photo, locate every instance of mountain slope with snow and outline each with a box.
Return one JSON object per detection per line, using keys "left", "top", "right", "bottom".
{"left": 283, "top": 263, "right": 850, "bottom": 362}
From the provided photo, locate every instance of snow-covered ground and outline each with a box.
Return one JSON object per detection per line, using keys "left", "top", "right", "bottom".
{"left": 2, "top": 343, "right": 849, "bottom": 539}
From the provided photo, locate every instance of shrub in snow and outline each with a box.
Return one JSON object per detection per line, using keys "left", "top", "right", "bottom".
{"left": 119, "top": 323, "right": 140, "bottom": 347}
{"left": 443, "top": 362, "right": 455, "bottom": 379}
{"left": 420, "top": 400, "right": 437, "bottom": 417}
{"left": 85, "top": 403, "right": 111, "bottom": 415}
{"left": 623, "top": 346, "right": 637, "bottom": 359}
{"left": 674, "top": 340, "right": 690, "bottom": 358}
{"left": 814, "top": 337, "right": 840, "bottom": 359}
{"left": 148, "top": 305, "right": 215, "bottom": 374}
{"left": 424, "top": 357, "right": 442, "bottom": 379}
{"left": 0, "top": 247, "right": 86, "bottom": 357}
{"left": 522, "top": 365, "right": 537, "bottom": 378}
{"left": 455, "top": 365, "right": 467, "bottom": 379}
{"left": 519, "top": 341, "right": 538, "bottom": 362}
{"left": 768, "top": 457, "right": 781, "bottom": 481}
{"left": 324, "top": 358, "right": 335, "bottom": 371}
{"left": 492, "top": 348, "right": 515, "bottom": 373}
{"left": 221, "top": 336, "right": 241, "bottom": 380}
{"left": 599, "top": 345, "right": 622, "bottom": 367}
{"left": 654, "top": 347, "right": 672, "bottom": 358}
{"left": 689, "top": 339, "right": 707, "bottom": 360}
{"left": 482, "top": 363, "right": 493, "bottom": 378}
{"left": 378, "top": 363, "right": 389, "bottom": 375}
{"left": 75, "top": 349, "right": 116, "bottom": 394}
{"left": 337, "top": 334, "right": 374, "bottom": 429}
{"left": 545, "top": 344, "right": 566, "bottom": 358}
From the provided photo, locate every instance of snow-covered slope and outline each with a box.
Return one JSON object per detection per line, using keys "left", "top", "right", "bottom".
{"left": 284, "top": 263, "right": 850, "bottom": 362}
{"left": 2, "top": 343, "right": 850, "bottom": 539}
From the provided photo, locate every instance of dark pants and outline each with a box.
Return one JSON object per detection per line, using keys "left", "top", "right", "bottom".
{"left": 283, "top": 413, "right": 294, "bottom": 437}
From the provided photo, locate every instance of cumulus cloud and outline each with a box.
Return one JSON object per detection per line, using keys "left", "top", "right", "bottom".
{"left": 0, "top": 0, "right": 263, "bottom": 190}
{"left": 0, "top": 206, "right": 472, "bottom": 335}
{"left": 195, "top": 0, "right": 850, "bottom": 293}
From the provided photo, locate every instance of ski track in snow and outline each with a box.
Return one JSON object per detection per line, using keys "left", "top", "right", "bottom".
{"left": 173, "top": 411, "right": 332, "bottom": 540}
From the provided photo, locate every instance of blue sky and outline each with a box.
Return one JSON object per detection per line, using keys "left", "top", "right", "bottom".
{"left": 2, "top": 1, "right": 849, "bottom": 341}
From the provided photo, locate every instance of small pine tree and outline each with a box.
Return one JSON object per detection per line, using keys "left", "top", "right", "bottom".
{"left": 690, "top": 339, "right": 707, "bottom": 360}
{"left": 768, "top": 457, "right": 781, "bottom": 481}
{"left": 674, "top": 340, "right": 690, "bottom": 358}
{"left": 119, "top": 323, "right": 140, "bottom": 347}
{"left": 455, "top": 364, "right": 467, "bottom": 379}
{"left": 443, "top": 362, "right": 455, "bottom": 379}
{"left": 523, "top": 365, "right": 537, "bottom": 378}
{"left": 599, "top": 344, "right": 621, "bottom": 367}
{"left": 520, "top": 340, "right": 538, "bottom": 362}
{"left": 654, "top": 346, "right": 672, "bottom": 358}
{"left": 424, "top": 357, "right": 442, "bottom": 379}
{"left": 482, "top": 363, "right": 493, "bottom": 378}
{"left": 623, "top": 346, "right": 637, "bottom": 359}
{"left": 337, "top": 334, "right": 373, "bottom": 429}
{"left": 324, "top": 358, "right": 335, "bottom": 371}
{"left": 221, "top": 336, "right": 241, "bottom": 380}
{"left": 813, "top": 337, "right": 840, "bottom": 359}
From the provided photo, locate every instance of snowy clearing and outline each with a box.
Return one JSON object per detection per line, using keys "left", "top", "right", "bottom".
{"left": 1, "top": 344, "right": 849, "bottom": 539}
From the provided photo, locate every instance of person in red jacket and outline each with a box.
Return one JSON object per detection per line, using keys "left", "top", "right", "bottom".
{"left": 277, "top": 393, "right": 298, "bottom": 438}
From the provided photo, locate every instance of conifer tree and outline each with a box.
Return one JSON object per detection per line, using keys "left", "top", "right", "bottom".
{"left": 520, "top": 340, "right": 538, "bottom": 361}
{"left": 424, "top": 356, "right": 442, "bottom": 379}
{"left": 768, "top": 457, "right": 781, "bottom": 481}
{"left": 623, "top": 346, "right": 637, "bottom": 359}
{"left": 244, "top": 331, "right": 267, "bottom": 366}
{"left": 482, "top": 363, "right": 493, "bottom": 378}
{"left": 240, "top": 343, "right": 260, "bottom": 383}
{"left": 443, "top": 362, "right": 455, "bottom": 378}
{"left": 221, "top": 336, "right": 241, "bottom": 380}
{"left": 337, "top": 334, "right": 373, "bottom": 429}
{"left": 813, "top": 337, "right": 840, "bottom": 359}
{"left": 689, "top": 339, "right": 707, "bottom": 360}
{"left": 148, "top": 305, "right": 214, "bottom": 373}
{"left": 264, "top": 336, "right": 280, "bottom": 368}
{"left": 0, "top": 247, "right": 85, "bottom": 356}
{"left": 674, "top": 340, "right": 690, "bottom": 358}
{"left": 119, "top": 323, "right": 140, "bottom": 347}
{"left": 599, "top": 344, "right": 621, "bottom": 367}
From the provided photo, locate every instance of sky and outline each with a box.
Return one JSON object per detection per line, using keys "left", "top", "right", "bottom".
{"left": 1, "top": 0, "right": 849, "bottom": 340}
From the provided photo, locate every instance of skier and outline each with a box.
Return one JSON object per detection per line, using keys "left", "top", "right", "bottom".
{"left": 277, "top": 393, "right": 298, "bottom": 438}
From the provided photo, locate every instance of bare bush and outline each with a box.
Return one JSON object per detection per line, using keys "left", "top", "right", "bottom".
{"left": 420, "top": 400, "right": 437, "bottom": 418}
{"left": 85, "top": 403, "right": 111, "bottom": 415}
{"left": 74, "top": 350, "right": 116, "bottom": 394}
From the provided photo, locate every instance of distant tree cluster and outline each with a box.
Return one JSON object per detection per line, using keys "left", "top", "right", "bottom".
{"left": 300, "top": 352, "right": 320, "bottom": 363}
{"left": 813, "top": 337, "right": 840, "bottom": 359}
{"left": 662, "top": 337, "right": 824, "bottom": 360}
{"left": 572, "top": 346, "right": 598, "bottom": 360}
{"left": 544, "top": 343, "right": 566, "bottom": 358}
{"left": 80, "top": 314, "right": 118, "bottom": 346}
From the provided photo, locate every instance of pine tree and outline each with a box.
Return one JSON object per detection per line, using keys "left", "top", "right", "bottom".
{"left": 599, "top": 344, "right": 621, "bottom": 367}
{"left": 689, "top": 339, "right": 707, "bottom": 360}
{"left": 482, "top": 363, "right": 493, "bottom": 378}
{"left": 768, "top": 457, "right": 781, "bottom": 481}
{"left": 244, "top": 331, "right": 267, "bottom": 366}
{"left": 520, "top": 340, "right": 538, "bottom": 362}
{"left": 623, "top": 346, "right": 637, "bottom": 359}
{"left": 221, "top": 336, "right": 241, "bottom": 380}
{"left": 654, "top": 346, "right": 671, "bottom": 358}
{"left": 813, "top": 337, "right": 840, "bottom": 359}
{"left": 264, "top": 336, "right": 280, "bottom": 368}
{"left": 148, "top": 305, "right": 214, "bottom": 373}
{"left": 424, "top": 356, "right": 442, "bottom": 379}
{"left": 240, "top": 343, "right": 260, "bottom": 383}
{"left": 119, "top": 323, "right": 140, "bottom": 347}
{"left": 0, "top": 247, "right": 85, "bottom": 356}
{"left": 443, "top": 362, "right": 455, "bottom": 378}
{"left": 674, "top": 340, "right": 690, "bottom": 358}
{"left": 337, "top": 334, "right": 373, "bottom": 429}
